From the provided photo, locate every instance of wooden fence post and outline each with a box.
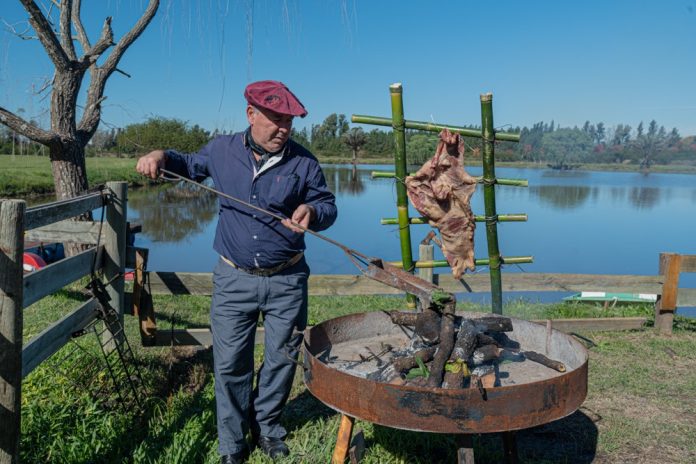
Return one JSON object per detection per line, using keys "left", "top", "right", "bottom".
{"left": 655, "top": 252, "right": 681, "bottom": 335}
{"left": 0, "top": 200, "right": 26, "bottom": 464}
{"left": 418, "top": 243, "right": 435, "bottom": 285}
{"left": 104, "top": 182, "right": 127, "bottom": 349}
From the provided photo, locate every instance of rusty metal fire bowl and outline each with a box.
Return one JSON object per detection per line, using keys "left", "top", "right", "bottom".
{"left": 303, "top": 311, "right": 588, "bottom": 434}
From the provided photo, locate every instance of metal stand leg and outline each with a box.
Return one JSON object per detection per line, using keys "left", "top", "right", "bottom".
{"left": 332, "top": 414, "right": 355, "bottom": 464}
{"left": 502, "top": 431, "right": 519, "bottom": 464}
{"left": 456, "top": 434, "right": 475, "bottom": 464}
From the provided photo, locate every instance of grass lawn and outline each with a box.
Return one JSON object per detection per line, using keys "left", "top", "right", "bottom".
{"left": 0, "top": 155, "right": 144, "bottom": 196}
{"left": 18, "top": 285, "right": 696, "bottom": 463}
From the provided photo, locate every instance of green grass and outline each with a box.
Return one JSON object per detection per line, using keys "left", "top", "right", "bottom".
{"left": 17, "top": 288, "right": 696, "bottom": 463}
{"left": 0, "top": 155, "right": 145, "bottom": 196}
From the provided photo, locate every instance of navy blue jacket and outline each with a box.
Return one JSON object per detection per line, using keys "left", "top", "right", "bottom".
{"left": 164, "top": 132, "right": 337, "bottom": 269}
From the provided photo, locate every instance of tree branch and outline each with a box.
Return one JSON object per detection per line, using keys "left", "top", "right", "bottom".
{"left": 59, "top": 0, "right": 76, "bottom": 60}
{"left": 0, "top": 106, "right": 58, "bottom": 146}
{"left": 71, "top": 0, "right": 90, "bottom": 52}
{"left": 19, "top": 0, "right": 70, "bottom": 71}
{"left": 84, "top": 17, "right": 114, "bottom": 63}
{"left": 79, "top": 0, "right": 159, "bottom": 137}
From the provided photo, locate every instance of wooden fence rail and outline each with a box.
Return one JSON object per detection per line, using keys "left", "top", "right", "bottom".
{"left": 0, "top": 183, "right": 127, "bottom": 464}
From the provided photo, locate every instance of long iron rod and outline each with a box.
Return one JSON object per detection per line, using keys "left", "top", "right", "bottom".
{"left": 158, "top": 168, "right": 371, "bottom": 262}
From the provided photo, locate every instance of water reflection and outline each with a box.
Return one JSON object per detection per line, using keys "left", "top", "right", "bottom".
{"left": 628, "top": 187, "right": 661, "bottom": 209}
{"left": 323, "top": 165, "right": 365, "bottom": 196}
{"left": 531, "top": 185, "right": 593, "bottom": 210}
{"left": 129, "top": 182, "right": 217, "bottom": 242}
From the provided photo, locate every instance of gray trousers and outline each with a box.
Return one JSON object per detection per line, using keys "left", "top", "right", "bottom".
{"left": 211, "top": 256, "right": 308, "bottom": 456}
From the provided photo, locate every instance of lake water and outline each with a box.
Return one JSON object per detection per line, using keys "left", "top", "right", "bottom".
{"left": 126, "top": 164, "right": 696, "bottom": 315}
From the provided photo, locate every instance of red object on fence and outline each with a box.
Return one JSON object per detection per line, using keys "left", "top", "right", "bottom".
{"left": 23, "top": 252, "right": 47, "bottom": 273}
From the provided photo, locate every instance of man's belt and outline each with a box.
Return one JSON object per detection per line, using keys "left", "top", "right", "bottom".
{"left": 221, "top": 252, "right": 304, "bottom": 277}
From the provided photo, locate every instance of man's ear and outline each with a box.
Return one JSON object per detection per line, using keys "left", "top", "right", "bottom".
{"left": 246, "top": 105, "right": 256, "bottom": 124}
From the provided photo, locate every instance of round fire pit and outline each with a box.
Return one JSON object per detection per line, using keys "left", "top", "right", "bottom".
{"left": 303, "top": 311, "right": 588, "bottom": 435}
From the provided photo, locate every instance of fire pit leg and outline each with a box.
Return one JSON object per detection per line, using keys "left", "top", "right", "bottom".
{"left": 456, "top": 434, "right": 475, "bottom": 464}
{"left": 332, "top": 414, "right": 355, "bottom": 464}
{"left": 501, "top": 431, "right": 519, "bottom": 464}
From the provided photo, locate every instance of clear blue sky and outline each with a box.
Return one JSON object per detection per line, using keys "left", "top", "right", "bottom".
{"left": 2, "top": 0, "right": 696, "bottom": 138}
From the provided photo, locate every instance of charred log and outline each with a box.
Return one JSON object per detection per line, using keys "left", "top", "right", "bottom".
{"left": 522, "top": 351, "right": 566, "bottom": 372}
{"left": 451, "top": 319, "right": 478, "bottom": 361}
{"left": 427, "top": 301, "right": 457, "bottom": 387}
{"left": 414, "top": 308, "right": 441, "bottom": 343}
{"left": 476, "top": 332, "right": 502, "bottom": 348}
{"left": 392, "top": 347, "right": 437, "bottom": 373}
{"left": 472, "top": 316, "right": 513, "bottom": 333}
{"left": 471, "top": 345, "right": 501, "bottom": 365}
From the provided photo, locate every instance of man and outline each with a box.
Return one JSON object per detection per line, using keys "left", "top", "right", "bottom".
{"left": 136, "top": 80, "right": 337, "bottom": 463}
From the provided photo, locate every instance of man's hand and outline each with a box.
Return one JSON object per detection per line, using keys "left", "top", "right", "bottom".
{"left": 281, "top": 204, "right": 315, "bottom": 233}
{"left": 136, "top": 150, "right": 167, "bottom": 179}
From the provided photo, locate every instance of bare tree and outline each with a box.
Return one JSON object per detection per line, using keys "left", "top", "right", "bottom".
{"left": 0, "top": 0, "right": 159, "bottom": 201}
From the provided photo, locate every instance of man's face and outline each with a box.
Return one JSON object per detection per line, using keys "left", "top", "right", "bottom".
{"left": 247, "top": 105, "right": 294, "bottom": 153}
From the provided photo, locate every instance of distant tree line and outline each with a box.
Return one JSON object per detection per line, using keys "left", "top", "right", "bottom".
{"left": 3, "top": 113, "right": 693, "bottom": 170}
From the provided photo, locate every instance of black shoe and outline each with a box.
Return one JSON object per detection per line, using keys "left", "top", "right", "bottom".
{"left": 257, "top": 436, "right": 290, "bottom": 459}
{"left": 221, "top": 448, "right": 249, "bottom": 464}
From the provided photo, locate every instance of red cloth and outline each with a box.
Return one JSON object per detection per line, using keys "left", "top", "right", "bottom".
{"left": 244, "top": 80, "right": 308, "bottom": 117}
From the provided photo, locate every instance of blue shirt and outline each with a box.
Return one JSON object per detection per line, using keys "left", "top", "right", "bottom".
{"left": 164, "top": 132, "right": 337, "bottom": 269}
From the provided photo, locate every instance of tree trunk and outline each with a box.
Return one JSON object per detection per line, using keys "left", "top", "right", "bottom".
{"left": 50, "top": 140, "right": 91, "bottom": 256}
{"left": 50, "top": 140, "right": 89, "bottom": 200}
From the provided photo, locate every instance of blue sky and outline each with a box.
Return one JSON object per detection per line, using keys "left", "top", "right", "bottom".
{"left": 2, "top": 0, "right": 696, "bottom": 138}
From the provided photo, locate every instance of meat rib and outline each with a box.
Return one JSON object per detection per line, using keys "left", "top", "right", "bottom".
{"left": 405, "top": 130, "right": 477, "bottom": 278}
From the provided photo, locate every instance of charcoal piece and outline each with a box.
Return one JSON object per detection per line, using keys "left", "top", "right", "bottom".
{"left": 427, "top": 302, "right": 457, "bottom": 387}
{"left": 476, "top": 332, "right": 502, "bottom": 348}
{"left": 391, "top": 346, "right": 437, "bottom": 373}
{"left": 522, "top": 351, "right": 566, "bottom": 372}
{"left": 442, "top": 370, "right": 465, "bottom": 389}
{"left": 387, "top": 310, "right": 418, "bottom": 326}
{"left": 470, "top": 365, "right": 496, "bottom": 389}
{"left": 471, "top": 344, "right": 501, "bottom": 365}
{"left": 451, "top": 319, "right": 477, "bottom": 361}
{"left": 473, "top": 316, "right": 513, "bottom": 333}
{"left": 490, "top": 331, "right": 520, "bottom": 349}
{"left": 415, "top": 308, "right": 441, "bottom": 343}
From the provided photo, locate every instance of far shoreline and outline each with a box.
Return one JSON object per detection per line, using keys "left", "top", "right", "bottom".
{"left": 2, "top": 154, "right": 695, "bottom": 198}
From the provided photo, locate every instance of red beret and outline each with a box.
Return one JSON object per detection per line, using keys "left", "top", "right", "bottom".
{"left": 244, "top": 80, "right": 308, "bottom": 118}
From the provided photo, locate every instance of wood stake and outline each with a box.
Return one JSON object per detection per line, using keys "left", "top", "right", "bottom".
{"left": 0, "top": 200, "right": 25, "bottom": 464}
{"left": 332, "top": 414, "right": 355, "bottom": 464}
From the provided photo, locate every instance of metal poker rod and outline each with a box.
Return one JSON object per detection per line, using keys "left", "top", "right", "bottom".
{"left": 158, "top": 168, "right": 371, "bottom": 263}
